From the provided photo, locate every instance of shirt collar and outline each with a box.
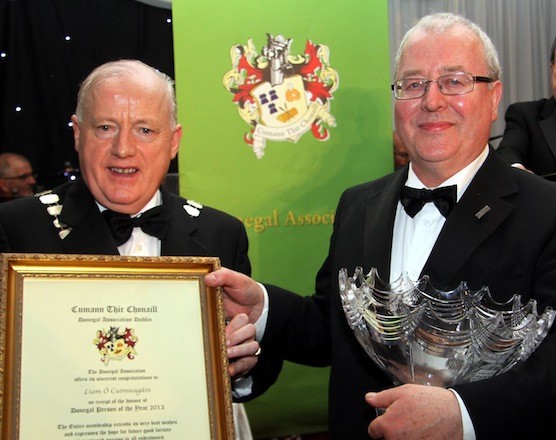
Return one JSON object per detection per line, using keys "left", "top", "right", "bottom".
{"left": 405, "top": 145, "right": 489, "bottom": 202}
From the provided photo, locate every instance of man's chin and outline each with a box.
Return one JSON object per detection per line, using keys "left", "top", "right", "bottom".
{"left": 100, "top": 194, "right": 148, "bottom": 215}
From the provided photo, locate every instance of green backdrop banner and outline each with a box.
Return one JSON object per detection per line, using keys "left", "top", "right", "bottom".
{"left": 173, "top": 1, "right": 391, "bottom": 437}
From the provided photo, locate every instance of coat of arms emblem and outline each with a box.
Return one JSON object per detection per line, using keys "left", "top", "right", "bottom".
{"left": 94, "top": 326, "right": 138, "bottom": 365}
{"left": 223, "top": 34, "right": 339, "bottom": 158}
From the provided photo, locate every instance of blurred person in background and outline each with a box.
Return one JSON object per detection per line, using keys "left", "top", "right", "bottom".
{"left": 496, "top": 35, "right": 556, "bottom": 177}
{"left": 0, "top": 152, "right": 36, "bottom": 202}
{"left": 393, "top": 130, "right": 409, "bottom": 169}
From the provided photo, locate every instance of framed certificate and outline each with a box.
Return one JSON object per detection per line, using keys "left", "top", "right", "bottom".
{"left": 0, "top": 253, "right": 235, "bottom": 440}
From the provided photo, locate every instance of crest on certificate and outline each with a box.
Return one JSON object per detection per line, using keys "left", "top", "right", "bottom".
{"left": 223, "top": 34, "right": 339, "bottom": 158}
{"left": 94, "top": 326, "right": 138, "bottom": 365}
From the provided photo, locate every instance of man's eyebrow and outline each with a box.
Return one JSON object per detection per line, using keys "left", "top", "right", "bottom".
{"left": 398, "top": 69, "right": 424, "bottom": 78}
{"left": 398, "top": 66, "right": 466, "bottom": 78}
{"left": 442, "top": 65, "right": 466, "bottom": 73}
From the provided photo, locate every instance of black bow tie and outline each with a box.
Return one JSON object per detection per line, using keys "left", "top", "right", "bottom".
{"left": 400, "top": 185, "right": 457, "bottom": 218}
{"left": 102, "top": 205, "right": 170, "bottom": 246}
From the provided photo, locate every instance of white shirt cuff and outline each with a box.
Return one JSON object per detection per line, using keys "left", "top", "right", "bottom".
{"left": 254, "top": 282, "right": 269, "bottom": 342}
{"left": 232, "top": 375, "right": 254, "bottom": 399}
{"left": 449, "top": 388, "right": 476, "bottom": 440}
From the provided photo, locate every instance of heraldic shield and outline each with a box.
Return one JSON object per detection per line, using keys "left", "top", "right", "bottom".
{"left": 251, "top": 74, "right": 308, "bottom": 131}
{"left": 224, "top": 34, "right": 339, "bottom": 158}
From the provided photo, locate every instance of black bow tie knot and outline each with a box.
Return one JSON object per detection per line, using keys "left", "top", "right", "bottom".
{"left": 102, "top": 205, "right": 170, "bottom": 246}
{"left": 400, "top": 185, "right": 457, "bottom": 218}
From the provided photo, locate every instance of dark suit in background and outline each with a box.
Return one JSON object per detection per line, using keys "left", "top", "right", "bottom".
{"left": 258, "top": 151, "right": 556, "bottom": 439}
{"left": 496, "top": 97, "right": 556, "bottom": 176}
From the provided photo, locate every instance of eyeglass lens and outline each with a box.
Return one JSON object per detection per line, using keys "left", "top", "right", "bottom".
{"left": 394, "top": 73, "right": 476, "bottom": 99}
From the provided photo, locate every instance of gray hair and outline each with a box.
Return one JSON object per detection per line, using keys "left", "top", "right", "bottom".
{"left": 74, "top": 59, "right": 178, "bottom": 127}
{"left": 393, "top": 12, "right": 501, "bottom": 81}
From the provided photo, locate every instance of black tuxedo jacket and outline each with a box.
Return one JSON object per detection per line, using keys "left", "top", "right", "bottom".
{"left": 259, "top": 151, "right": 556, "bottom": 439}
{"left": 0, "top": 178, "right": 250, "bottom": 272}
{"left": 0, "top": 178, "right": 287, "bottom": 407}
{"left": 497, "top": 96, "right": 556, "bottom": 176}
{"left": 0, "top": 179, "right": 280, "bottom": 400}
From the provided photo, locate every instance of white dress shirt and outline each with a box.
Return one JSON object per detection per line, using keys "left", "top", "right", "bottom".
{"left": 390, "top": 146, "right": 488, "bottom": 282}
{"left": 96, "top": 190, "right": 162, "bottom": 257}
{"left": 390, "top": 145, "right": 490, "bottom": 440}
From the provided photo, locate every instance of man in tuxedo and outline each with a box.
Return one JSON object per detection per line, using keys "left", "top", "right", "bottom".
{"left": 205, "top": 12, "right": 556, "bottom": 440}
{"left": 0, "top": 60, "right": 264, "bottom": 437}
{"left": 496, "top": 36, "right": 556, "bottom": 176}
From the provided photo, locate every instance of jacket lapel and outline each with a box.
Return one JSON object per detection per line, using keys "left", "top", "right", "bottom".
{"left": 57, "top": 179, "right": 119, "bottom": 255}
{"left": 56, "top": 183, "right": 207, "bottom": 257}
{"left": 423, "top": 151, "right": 517, "bottom": 286}
{"left": 159, "top": 189, "right": 206, "bottom": 256}
{"left": 539, "top": 97, "right": 556, "bottom": 161}
{"left": 363, "top": 169, "right": 408, "bottom": 280}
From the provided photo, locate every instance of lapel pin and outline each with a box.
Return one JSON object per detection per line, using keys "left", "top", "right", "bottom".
{"left": 475, "top": 205, "right": 491, "bottom": 220}
{"left": 39, "top": 190, "right": 72, "bottom": 239}
{"left": 183, "top": 199, "right": 203, "bottom": 217}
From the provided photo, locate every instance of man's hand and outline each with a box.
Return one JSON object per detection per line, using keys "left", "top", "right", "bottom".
{"left": 366, "top": 384, "right": 463, "bottom": 440}
{"left": 225, "top": 313, "right": 259, "bottom": 377}
{"left": 205, "top": 267, "right": 265, "bottom": 324}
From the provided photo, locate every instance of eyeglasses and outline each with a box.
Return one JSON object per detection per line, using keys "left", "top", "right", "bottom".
{"left": 391, "top": 72, "right": 495, "bottom": 100}
{"left": 3, "top": 172, "right": 36, "bottom": 181}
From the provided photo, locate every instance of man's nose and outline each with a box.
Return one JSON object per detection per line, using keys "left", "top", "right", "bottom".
{"left": 421, "top": 81, "right": 447, "bottom": 111}
{"left": 112, "top": 130, "right": 137, "bottom": 158}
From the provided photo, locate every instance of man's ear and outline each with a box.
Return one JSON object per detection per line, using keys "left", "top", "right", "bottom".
{"left": 490, "top": 81, "right": 503, "bottom": 122}
{"left": 71, "top": 114, "right": 81, "bottom": 153}
{"left": 170, "top": 124, "right": 182, "bottom": 159}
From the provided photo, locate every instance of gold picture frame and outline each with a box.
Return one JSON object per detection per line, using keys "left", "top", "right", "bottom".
{"left": 0, "top": 253, "right": 234, "bottom": 439}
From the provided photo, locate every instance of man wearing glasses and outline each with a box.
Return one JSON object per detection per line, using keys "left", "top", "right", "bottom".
{"left": 206, "top": 12, "right": 556, "bottom": 439}
{"left": 0, "top": 152, "right": 36, "bottom": 202}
